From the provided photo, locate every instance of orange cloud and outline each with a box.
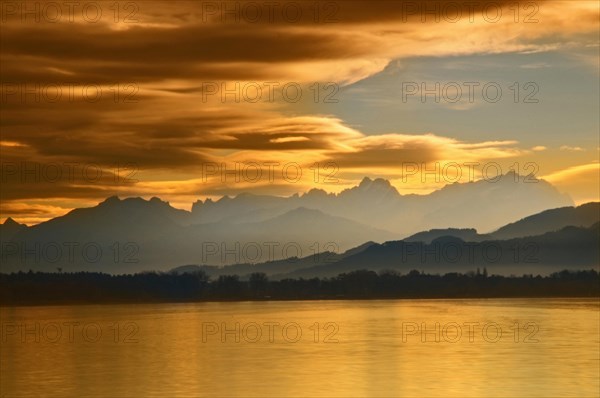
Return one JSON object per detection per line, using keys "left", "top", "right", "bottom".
{"left": 542, "top": 163, "right": 600, "bottom": 204}
{"left": 1, "top": 0, "right": 597, "bottom": 222}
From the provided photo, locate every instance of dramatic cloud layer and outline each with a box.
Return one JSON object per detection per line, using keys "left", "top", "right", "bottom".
{"left": 1, "top": 0, "right": 598, "bottom": 223}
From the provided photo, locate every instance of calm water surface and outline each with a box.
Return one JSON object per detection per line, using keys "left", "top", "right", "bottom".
{"left": 1, "top": 299, "right": 598, "bottom": 397}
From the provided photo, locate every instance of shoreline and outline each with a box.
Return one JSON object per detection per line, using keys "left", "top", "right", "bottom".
{"left": 2, "top": 294, "right": 599, "bottom": 307}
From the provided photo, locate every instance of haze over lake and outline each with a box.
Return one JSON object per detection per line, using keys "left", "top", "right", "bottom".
{"left": 2, "top": 299, "right": 598, "bottom": 397}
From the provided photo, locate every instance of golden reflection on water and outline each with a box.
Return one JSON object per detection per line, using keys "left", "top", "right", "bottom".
{"left": 1, "top": 299, "right": 598, "bottom": 397}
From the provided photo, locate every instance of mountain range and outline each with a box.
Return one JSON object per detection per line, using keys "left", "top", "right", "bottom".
{"left": 275, "top": 222, "right": 599, "bottom": 279}
{"left": 170, "top": 203, "right": 599, "bottom": 279}
{"left": 404, "top": 202, "right": 600, "bottom": 243}
{"left": 1, "top": 174, "right": 594, "bottom": 274}
{"left": 189, "top": 172, "right": 573, "bottom": 235}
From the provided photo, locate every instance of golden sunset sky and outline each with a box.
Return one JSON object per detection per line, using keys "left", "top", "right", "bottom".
{"left": 1, "top": 0, "right": 598, "bottom": 224}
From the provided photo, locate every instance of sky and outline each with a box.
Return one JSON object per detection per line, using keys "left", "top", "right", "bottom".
{"left": 1, "top": 0, "right": 599, "bottom": 224}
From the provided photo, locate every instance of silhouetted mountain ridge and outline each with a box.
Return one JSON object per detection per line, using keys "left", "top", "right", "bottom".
{"left": 0, "top": 218, "right": 28, "bottom": 242}
{"left": 278, "top": 223, "right": 599, "bottom": 279}
{"left": 404, "top": 202, "right": 599, "bottom": 242}
{"left": 0, "top": 175, "right": 583, "bottom": 273}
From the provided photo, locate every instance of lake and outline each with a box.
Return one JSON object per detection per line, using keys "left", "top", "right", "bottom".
{"left": 1, "top": 299, "right": 598, "bottom": 397}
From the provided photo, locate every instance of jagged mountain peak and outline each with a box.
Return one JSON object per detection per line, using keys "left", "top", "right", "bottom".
{"left": 98, "top": 195, "right": 172, "bottom": 209}
{"left": 3, "top": 217, "right": 20, "bottom": 226}
{"left": 358, "top": 176, "right": 395, "bottom": 190}
{"left": 340, "top": 177, "right": 400, "bottom": 199}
